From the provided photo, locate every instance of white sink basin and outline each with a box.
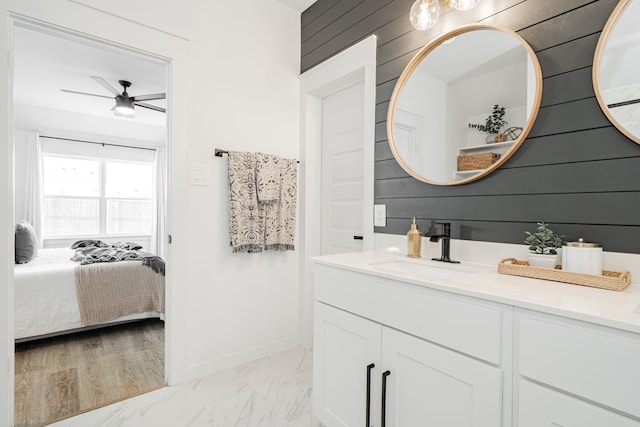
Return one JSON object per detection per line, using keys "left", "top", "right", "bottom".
{"left": 371, "top": 259, "right": 477, "bottom": 280}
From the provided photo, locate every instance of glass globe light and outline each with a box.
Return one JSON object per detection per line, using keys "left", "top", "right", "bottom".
{"left": 450, "top": 0, "right": 481, "bottom": 11}
{"left": 410, "top": 0, "right": 440, "bottom": 31}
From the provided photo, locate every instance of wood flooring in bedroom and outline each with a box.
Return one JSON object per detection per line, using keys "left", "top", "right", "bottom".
{"left": 14, "top": 319, "right": 165, "bottom": 427}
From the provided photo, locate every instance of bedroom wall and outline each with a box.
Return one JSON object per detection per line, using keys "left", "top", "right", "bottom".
{"left": 301, "top": 0, "right": 640, "bottom": 254}
{"left": 1, "top": 0, "right": 301, "bottom": 422}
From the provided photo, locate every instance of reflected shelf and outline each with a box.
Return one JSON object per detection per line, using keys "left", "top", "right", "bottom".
{"left": 457, "top": 140, "right": 517, "bottom": 155}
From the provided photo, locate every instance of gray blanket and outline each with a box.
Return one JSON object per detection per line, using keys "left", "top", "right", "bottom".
{"left": 70, "top": 240, "right": 165, "bottom": 275}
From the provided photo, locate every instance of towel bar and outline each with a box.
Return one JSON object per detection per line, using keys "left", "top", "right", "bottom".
{"left": 215, "top": 148, "right": 299, "bottom": 163}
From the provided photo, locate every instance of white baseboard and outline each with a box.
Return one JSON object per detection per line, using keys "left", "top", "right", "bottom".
{"left": 180, "top": 336, "right": 299, "bottom": 384}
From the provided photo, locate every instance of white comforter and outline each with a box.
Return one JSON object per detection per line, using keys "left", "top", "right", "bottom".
{"left": 14, "top": 248, "right": 162, "bottom": 341}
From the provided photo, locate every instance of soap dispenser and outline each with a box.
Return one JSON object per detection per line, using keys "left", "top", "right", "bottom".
{"left": 407, "top": 217, "right": 422, "bottom": 258}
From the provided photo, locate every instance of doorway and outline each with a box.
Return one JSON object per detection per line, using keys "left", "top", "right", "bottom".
{"left": 321, "top": 80, "right": 366, "bottom": 255}
{"left": 11, "top": 22, "right": 169, "bottom": 426}
{"left": 298, "top": 35, "right": 377, "bottom": 346}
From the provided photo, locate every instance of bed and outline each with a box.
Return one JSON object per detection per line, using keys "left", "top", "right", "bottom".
{"left": 14, "top": 246, "right": 165, "bottom": 342}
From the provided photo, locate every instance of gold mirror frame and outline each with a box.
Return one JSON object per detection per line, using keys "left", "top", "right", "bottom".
{"left": 387, "top": 23, "right": 543, "bottom": 186}
{"left": 593, "top": 0, "right": 640, "bottom": 145}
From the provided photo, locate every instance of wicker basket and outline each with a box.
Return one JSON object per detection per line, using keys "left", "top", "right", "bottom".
{"left": 457, "top": 153, "right": 500, "bottom": 171}
{"left": 497, "top": 258, "right": 631, "bottom": 292}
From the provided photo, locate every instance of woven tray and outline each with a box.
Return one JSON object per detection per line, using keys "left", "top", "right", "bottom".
{"left": 457, "top": 153, "right": 500, "bottom": 171}
{"left": 498, "top": 258, "right": 631, "bottom": 292}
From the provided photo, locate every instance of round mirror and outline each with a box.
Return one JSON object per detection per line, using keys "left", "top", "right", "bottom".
{"left": 387, "top": 23, "right": 543, "bottom": 185}
{"left": 593, "top": 0, "right": 640, "bottom": 145}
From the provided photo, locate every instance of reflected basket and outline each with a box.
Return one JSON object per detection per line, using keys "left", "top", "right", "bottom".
{"left": 457, "top": 153, "right": 500, "bottom": 171}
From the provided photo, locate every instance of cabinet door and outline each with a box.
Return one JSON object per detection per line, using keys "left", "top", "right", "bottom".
{"left": 381, "top": 327, "right": 502, "bottom": 427}
{"left": 518, "top": 380, "right": 640, "bottom": 427}
{"left": 313, "top": 302, "right": 381, "bottom": 427}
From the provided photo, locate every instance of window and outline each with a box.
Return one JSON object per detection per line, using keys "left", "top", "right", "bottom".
{"left": 43, "top": 154, "right": 153, "bottom": 239}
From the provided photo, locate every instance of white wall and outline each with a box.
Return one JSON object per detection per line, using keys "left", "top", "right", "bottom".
{"left": 181, "top": 0, "right": 300, "bottom": 375}
{"left": 397, "top": 68, "right": 448, "bottom": 180}
{"left": 452, "top": 57, "right": 527, "bottom": 149}
{"left": 0, "top": 1, "right": 301, "bottom": 424}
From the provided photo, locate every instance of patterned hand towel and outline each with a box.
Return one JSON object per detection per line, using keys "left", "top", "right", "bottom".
{"left": 264, "top": 158, "right": 297, "bottom": 251}
{"left": 228, "top": 151, "right": 264, "bottom": 253}
{"left": 256, "top": 153, "right": 281, "bottom": 202}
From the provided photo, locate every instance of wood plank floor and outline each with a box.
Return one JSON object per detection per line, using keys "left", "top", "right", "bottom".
{"left": 14, "top": 319, "right": 164, "bottom": 427}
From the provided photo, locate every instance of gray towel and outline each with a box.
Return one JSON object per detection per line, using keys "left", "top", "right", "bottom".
{"left": 228, "top": 151, "right": 264, "bottom": 253}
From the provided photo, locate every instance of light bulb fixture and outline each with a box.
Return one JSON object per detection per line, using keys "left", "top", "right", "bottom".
{"left": 410, "top": 0, "right": 481, "bottom": 31}
{"left": 447, "top": 0, "right": 481, "bottom": 11}
{"left": 410, "top": 0, "right": 440, "bottom": 31}
{"left": 114, "top": 94, "right": 135, "bottom": 116}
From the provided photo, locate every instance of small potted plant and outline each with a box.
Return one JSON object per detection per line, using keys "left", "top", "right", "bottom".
{"left": 524, "top": 221, "right": 563, "bottom": 269}
{"left": 468, "top": 104, "right": 508, "bottom": 143}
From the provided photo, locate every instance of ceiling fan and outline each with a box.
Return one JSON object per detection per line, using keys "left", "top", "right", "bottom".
{"left": 61, "top": 76, "right": 166, "bottom": 116}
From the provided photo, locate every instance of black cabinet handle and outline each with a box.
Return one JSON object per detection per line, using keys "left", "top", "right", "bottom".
{"left": 366, "top": 363, "right": 375, "bottom": 427}
{"left": 381, "top": 370, "right": 391, "bottom": 427}
{"left": 354, "top": 235, "right": 364, "bottom": 240}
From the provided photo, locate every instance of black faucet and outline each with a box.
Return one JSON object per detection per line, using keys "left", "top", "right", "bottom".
{"left": 428, "top": 222, "right": 460, "bottom": 264}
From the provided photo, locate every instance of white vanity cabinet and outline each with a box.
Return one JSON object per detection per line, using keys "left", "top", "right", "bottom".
{"left": 313, "top": 264, "right": 507, "bottom": 427}
{"left": 313, "top": 302, "right": 381, "bottom": 427}
{"left": 516, "top": 310, "right": 640, "bottom": 426}
{"left": 313, "top": 253, "right": 640, "bottom": 427}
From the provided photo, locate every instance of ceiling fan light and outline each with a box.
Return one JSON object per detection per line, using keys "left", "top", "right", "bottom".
{"left": 114, "top": 94, "right": 135, "bottom": 116}
{"left": 410, "top": 0, "right": 440, "bottom": 31}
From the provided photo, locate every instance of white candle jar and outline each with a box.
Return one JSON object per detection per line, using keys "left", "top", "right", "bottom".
{"left": 562, "top": 238, "right": 603, "bottom": 276}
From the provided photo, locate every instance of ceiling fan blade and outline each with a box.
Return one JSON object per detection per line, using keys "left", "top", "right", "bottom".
{"left": 134, "top": 101, "right": 166, "bottom": 113}
{"left": 60, "top": 89, "right": 114, "bottom": 99}
{"left": 134, "top": 93, "right": 166, "bottom": 102}
{"left": 90, "top": 76, "right": 120, "bottom": 96}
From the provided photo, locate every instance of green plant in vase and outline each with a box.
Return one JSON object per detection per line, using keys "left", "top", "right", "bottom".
{"left": 524, "top": 222, "right": 564, "bottom": 269}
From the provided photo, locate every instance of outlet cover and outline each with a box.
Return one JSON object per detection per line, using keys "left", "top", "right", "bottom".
{"left": 374, "top": 204, "right": 386, "bottom": 227}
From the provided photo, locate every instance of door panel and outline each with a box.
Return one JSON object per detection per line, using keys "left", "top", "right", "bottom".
{"left": 381, "top": 327, "right": 502, "bottom": 427}
{"left": 313, "top": 302, "right": 381, "bottom": 427}
{"left": 321, "top": 81, "right": 364, "bottom": 255}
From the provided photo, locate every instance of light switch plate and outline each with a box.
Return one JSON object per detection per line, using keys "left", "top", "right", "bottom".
{"left": 190, "top": 163, "right": 212, "bottom": 186}
{"left": 374, "top": 204, "right": 386, "bottom": 227}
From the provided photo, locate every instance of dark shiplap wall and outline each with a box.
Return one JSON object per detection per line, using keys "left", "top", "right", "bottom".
{"left": 301, "top": 0, "right": 640, "bottom": 254}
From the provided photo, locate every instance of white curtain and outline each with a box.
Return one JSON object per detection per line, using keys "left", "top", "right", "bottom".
{"left": 24, "top": 132, "right": 43, "bottom": 247}
{"left": 151, "top": 147, "right": 166, "bottom": 258}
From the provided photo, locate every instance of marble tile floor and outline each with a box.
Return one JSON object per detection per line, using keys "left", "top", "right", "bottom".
{"left": 47, "top": 346, "right": 325, "bottom": 427}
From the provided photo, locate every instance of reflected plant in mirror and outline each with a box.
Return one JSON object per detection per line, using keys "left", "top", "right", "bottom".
{"left": 468, "top": 104, "right": 508, "bottom": 142}
{"left": 387, "top": 23, "right": 543, "bottom": 186}
{"left": 593, "top": 0, "right": 640, "bottom": 144}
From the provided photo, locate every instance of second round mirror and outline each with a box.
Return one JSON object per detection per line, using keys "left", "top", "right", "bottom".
{"left": 387, "top": 23, "right": 543, "bottom": 185}
{"left": 593, "top": 0, "right": 640, "bottom": 145}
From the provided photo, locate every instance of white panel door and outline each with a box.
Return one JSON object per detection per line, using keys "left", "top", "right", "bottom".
{"left": 394, "top": 109, "right": 425, "bottom": 176}
{"left": 321, "top": 81, "right": 365, "bottom": 255}
{"left": 518, "top": 380, "right": 640, "bottom": 427}
{"left": 381, "top": 327, "right": 502, "bottom": 427}
{"left": 313, "top": 302, "right": 381, "bottom": 427}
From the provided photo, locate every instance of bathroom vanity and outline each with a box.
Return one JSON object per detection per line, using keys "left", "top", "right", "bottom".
{"left": 312, "top": 252, "right": 640, "bottom": 427}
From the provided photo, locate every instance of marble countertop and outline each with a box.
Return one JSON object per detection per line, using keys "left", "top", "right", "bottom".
{"left": 312, "top": 251, "right": 640, "bottom": 334}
